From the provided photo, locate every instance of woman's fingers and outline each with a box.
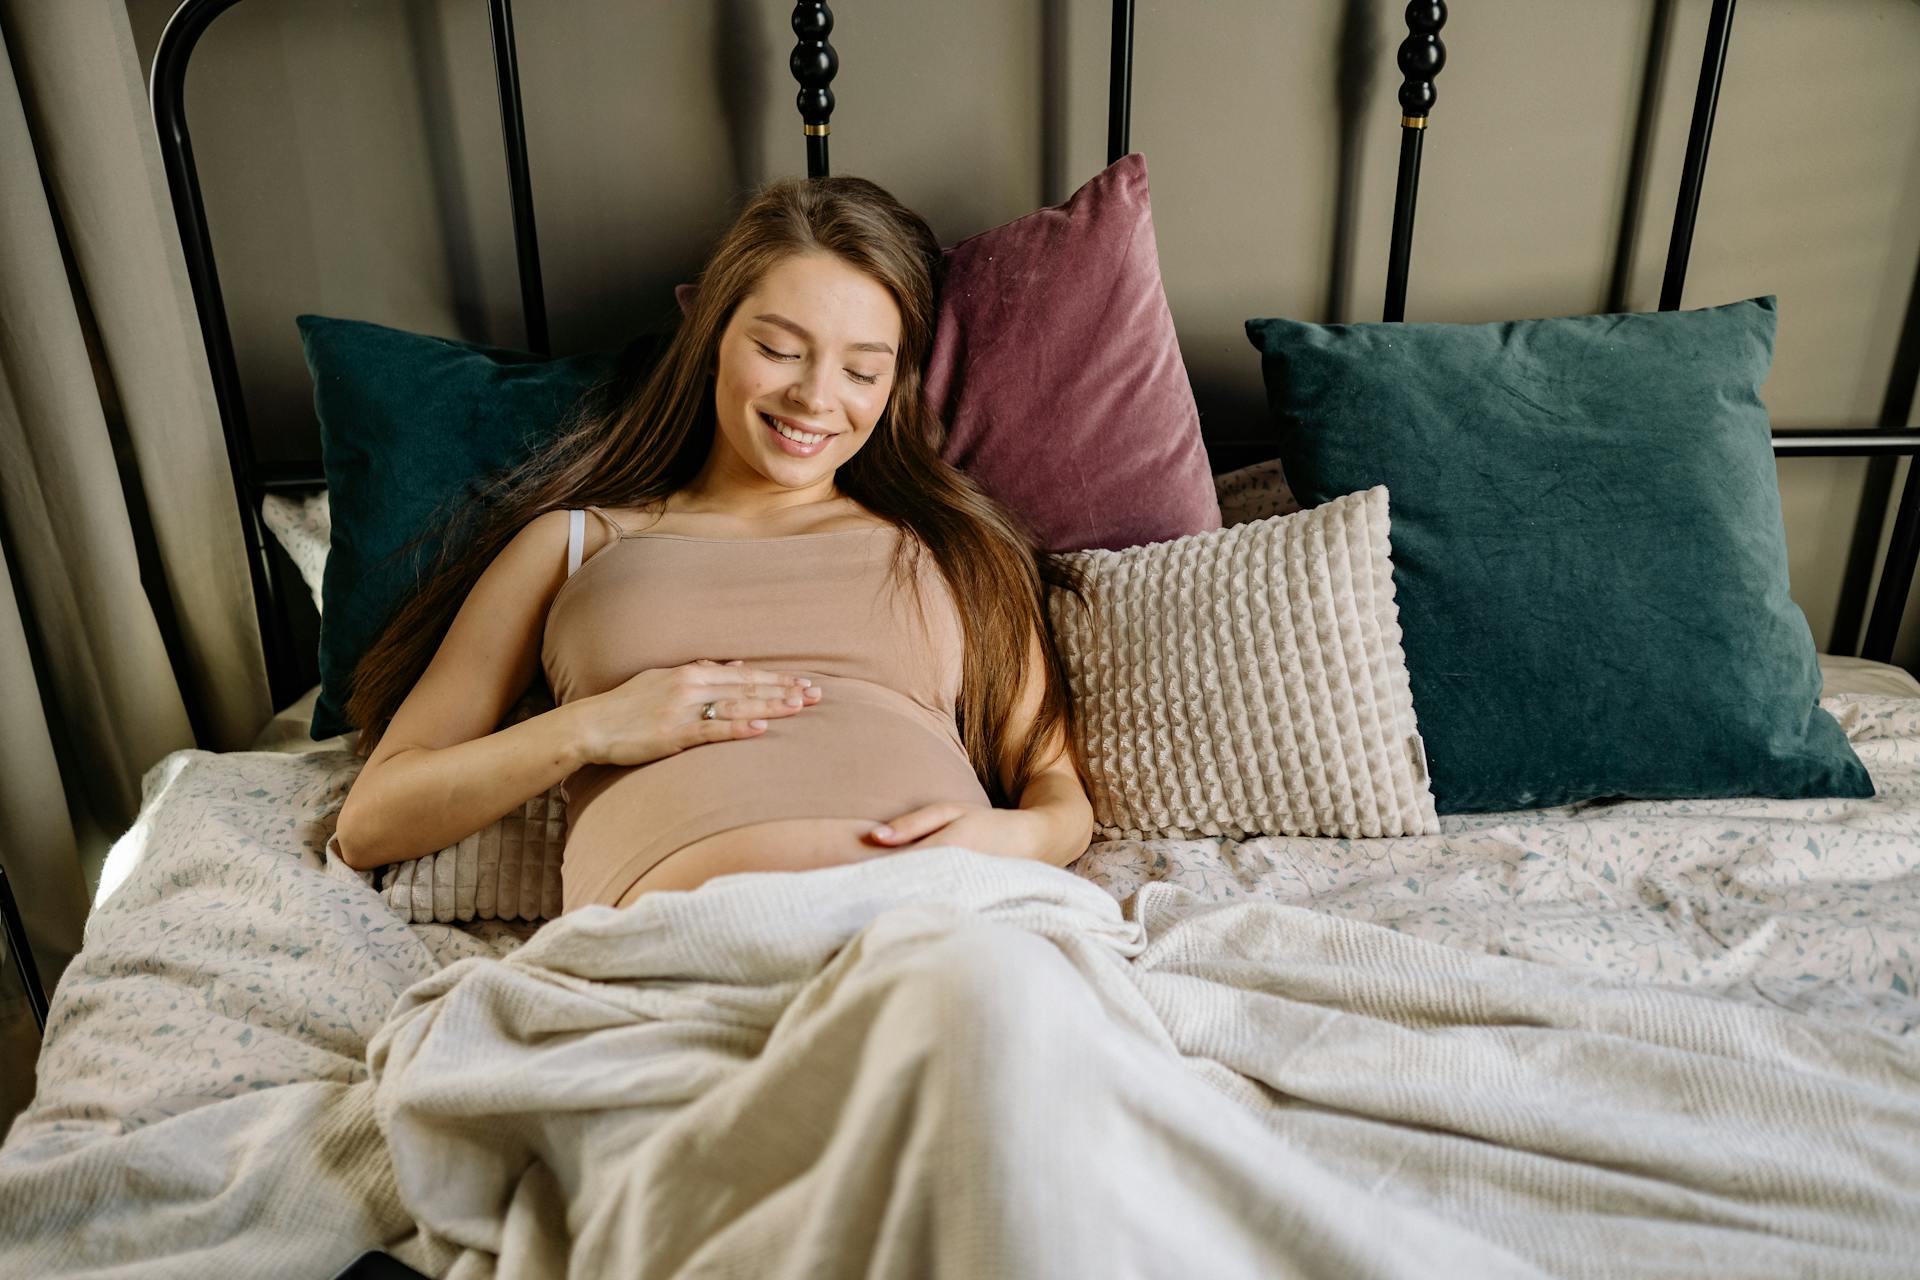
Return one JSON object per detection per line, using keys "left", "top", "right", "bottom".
{"left": 707, "top": 694, "right": 819, "bottom": 721}
{"left": 692, "top": 663, "right": 816, "bottom": 693}
{"left": 868, "top": 803, "right": 966, "bottom": 843}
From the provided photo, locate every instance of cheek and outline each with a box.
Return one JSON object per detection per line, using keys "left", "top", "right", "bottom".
{"left": 718, "top": 358, "right": 777, "bottom": 409}
{"left": 852, "top": 383, "right": 893, "bottom": 429}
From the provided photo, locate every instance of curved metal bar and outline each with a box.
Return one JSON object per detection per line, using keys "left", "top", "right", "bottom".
{"left": 1107, "top": 0, "right": 1134, "bottom": 164}
{"left": 150, "top": 0, "right": 303, "bottom": 710}
{"left": 488, "top": 0, "right": 549, "bottom": 354}
{"left": 1383, "top": 1, "right": 1446, "bottom": 322}
{"left": 791, "top": 2, "right": 837, "bottom": 177}
{"left": 1658, "top": 0, "right": 1735, "bottom": 311}
{"left": 151, "top": 0, "right": 552, "bottom": 712}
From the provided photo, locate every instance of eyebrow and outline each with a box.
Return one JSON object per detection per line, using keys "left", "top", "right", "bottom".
{"left": 751, "top": 313, "right": 895, "bottom": 356}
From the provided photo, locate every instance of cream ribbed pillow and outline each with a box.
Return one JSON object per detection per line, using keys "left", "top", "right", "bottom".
{"left": 328, "top": 789, "right": 564, "bottom": 926}
{"left": 370, "top": 788, "right": 565, "bottom": 924}
{"left": 1050, "top": 485, "right": 1438, "bottom": 840}
{"left": 331, "top": 685, "right": 568, "bottom": 924}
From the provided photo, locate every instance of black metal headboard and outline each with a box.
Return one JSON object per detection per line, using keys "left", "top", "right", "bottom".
{"left": 151, "top": 0, "right": 1920, "bottom": 713}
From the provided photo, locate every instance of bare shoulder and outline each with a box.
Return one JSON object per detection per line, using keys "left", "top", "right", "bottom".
{"left": 496, "top": 508, "right": 606, "bottom": 578}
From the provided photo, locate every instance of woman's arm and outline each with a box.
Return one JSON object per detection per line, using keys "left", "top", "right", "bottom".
{"left": 334, "top": 511, "right": 585, "bottom": 871}
{"left": 867, "top": 625, "right": 1095, "bottom": 867}
{"left": 997, "top": 624, "right": 1096, "bottom": 867}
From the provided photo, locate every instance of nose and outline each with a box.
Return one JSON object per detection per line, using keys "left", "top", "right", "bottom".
{"left": 786, "top": 362, "right": 832, "bottom": 416}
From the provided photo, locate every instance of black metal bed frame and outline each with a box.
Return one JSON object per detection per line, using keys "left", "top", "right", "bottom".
{"left": 145, "top": 0, "right": 1920, "bottom": 718}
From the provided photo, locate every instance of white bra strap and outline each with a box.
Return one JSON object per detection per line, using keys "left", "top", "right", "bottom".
{"left": 566, "top": 509, "right": 585, "bottom": 577}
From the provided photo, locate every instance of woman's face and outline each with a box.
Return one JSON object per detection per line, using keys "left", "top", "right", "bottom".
{"left": 706, "top": 252, "right": 902, "bottom": 502}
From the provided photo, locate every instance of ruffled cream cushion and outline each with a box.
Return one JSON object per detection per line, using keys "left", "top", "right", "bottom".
{"left": 1050, "top": 485, "right": 1438, "bottom": 840}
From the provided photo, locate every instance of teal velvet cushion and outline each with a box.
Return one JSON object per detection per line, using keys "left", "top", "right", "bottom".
{"left": 299, "top": 315, "right": 626, "bottom": 740}
{"left": 1244, "top": 296, "right": 1872, "bottom": 814}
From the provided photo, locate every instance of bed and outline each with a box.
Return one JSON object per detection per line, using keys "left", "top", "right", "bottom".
{"left": 4, "top": 1, "right": 1920, "bottom": 1277}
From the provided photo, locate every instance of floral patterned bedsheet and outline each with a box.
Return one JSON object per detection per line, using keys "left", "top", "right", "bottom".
{"left": 1080, "top": 689, "right": 1920, "bottom": 1036}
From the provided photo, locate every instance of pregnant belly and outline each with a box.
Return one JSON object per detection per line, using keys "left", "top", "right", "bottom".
{"left": 612, "top": 817, "right": 899, "bottom": 907}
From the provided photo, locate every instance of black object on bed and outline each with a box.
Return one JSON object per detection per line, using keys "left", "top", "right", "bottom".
{"left": 149, "top": 0, "right": 1920, "bottom": 707}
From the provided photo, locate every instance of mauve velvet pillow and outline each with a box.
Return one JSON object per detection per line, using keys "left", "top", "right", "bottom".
{"left": 923, "top": 154, "right": 1220, "bottom": 551}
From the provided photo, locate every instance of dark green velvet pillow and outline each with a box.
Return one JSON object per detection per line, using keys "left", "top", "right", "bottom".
{"left": 1244, "top": 295, "right": 1872, "bottom": 814}
{"left": 298, "top": 315, "right": 626, "bottom": 740}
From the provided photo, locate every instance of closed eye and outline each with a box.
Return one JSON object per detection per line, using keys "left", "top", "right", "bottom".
{"left": 757, "top": 342, "right": 881, "bottom": 385}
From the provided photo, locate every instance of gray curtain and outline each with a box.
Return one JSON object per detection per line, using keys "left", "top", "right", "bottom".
{"left": 0, "top": 0, "right": 270, "bottom": 1044}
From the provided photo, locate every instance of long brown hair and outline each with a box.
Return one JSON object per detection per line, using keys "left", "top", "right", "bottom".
{"left": 346, "top": 174, "right": 1090, "bottom": 809}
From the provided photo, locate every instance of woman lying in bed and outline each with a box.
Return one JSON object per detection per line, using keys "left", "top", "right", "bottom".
{"left": 332, "top": 175, "right": 1095, "bottom": 912}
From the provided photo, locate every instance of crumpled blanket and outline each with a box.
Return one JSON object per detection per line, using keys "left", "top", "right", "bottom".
{"left": 367, "top": 846, "right": 1920, "bottom": 1279}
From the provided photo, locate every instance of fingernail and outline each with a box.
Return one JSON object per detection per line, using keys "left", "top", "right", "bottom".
{"left": 785, "top": 694, "right": 803, "bottom": 706}
{"left": 795, "top": 678, "right": 812, "bottom": 687}
{"left": 871, "top": 825, "right": 893, "bottom": 838}
{"left": 750, "top": 719, "right": 767, "bottom": 729}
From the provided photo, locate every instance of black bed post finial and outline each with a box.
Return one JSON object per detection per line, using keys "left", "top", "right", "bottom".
{"left": 1383, "top": 0, "right": 1446, "bottom": 323}
{"left": 791, "top": 2, "right": 837, "bottom": 178}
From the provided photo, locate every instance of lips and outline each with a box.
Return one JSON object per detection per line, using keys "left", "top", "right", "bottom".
{"left": 762, "top": 412, "right": 835, "bottom": 437}
{"left": 760, "top": 411, "right": 837, "bottom": 457}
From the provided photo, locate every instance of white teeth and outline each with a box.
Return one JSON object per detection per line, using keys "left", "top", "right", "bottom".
{"left": 764, "top": 414, "right": 826, "bottom": 445}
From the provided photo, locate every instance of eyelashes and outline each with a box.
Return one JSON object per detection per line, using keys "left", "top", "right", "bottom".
{"left": 754, "top": 341, "right": 881, "bottom": 385}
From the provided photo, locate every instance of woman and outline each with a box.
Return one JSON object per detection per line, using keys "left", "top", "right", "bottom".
{"left": 333, "top": 175, "right": 1096, "bottom": 913}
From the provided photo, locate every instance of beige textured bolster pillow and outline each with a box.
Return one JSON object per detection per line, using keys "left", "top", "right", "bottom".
{"left": 1049, "top": 485, "right": 1439, "bottom": 840}
{"left": 330, "top": 685, "right": 568, "bottom": 924}
{"left": 368, "top": 789, "right": 564, "bottom": 924}
{"left": 328, "top": 791, "right": 564, "bottom": 925}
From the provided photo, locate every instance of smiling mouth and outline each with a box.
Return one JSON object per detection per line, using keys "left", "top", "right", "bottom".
{"left": 761, "top": 412, "right": 834, "bottom": 445}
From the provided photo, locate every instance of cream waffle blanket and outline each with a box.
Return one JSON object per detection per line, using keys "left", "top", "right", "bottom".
{"left": 366, "top": 845, "right": 1920, "bottom": 1279}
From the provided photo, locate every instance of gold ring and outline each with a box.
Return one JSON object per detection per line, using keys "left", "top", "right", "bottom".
{"left": 700, "top": 701, "right": 719, "bottom": 721}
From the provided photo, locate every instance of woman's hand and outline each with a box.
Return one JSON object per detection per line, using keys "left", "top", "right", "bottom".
{"left": 863, "top": 803, "right": 1042, "bottom": 858}
{"left": 568, "top": 658, "right": 821, "bottom": 768}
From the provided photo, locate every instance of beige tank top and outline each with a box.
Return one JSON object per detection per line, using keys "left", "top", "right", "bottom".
{"left": 541, "top": 506, "right": 991, "bottom": 912}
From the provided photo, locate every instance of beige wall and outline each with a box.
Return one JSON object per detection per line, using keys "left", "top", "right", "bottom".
{"left": 128, "top": 0, "right": 1920, "bottom": 666}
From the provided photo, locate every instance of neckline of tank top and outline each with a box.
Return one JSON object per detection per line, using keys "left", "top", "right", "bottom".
{"left": 606, "top": 524, "right": 896, "bottom": 543}
{"left": 544, "top": 520, "right": 901, "bottom": 645}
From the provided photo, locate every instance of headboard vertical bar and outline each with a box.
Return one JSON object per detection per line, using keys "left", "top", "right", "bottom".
{"left": 1657, "top": 0, "right": 1736, "bottom": 311}
{"left": 1606, "top": 0, "right": 1676, "bottom": 313}
{"left": 487, "top": 0, "right": 549, "bottom": 354}
{"left": 1862, "top": 468, "right": 1920, "bottom": 664}
{"left": 1107, "top": 0, "right": 1134, "bottom": 164}
{"left": 1382, "top": 2, "right": 1447, "bottom": 323}
{"left": 1856, "top": 260, "right": 1920, "bottom": 662}
{"left": 791, "top": 3, "right": 837, "bottom": 177}
{"left": 152, "top": 0, "right": 302, "bottom": 715}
